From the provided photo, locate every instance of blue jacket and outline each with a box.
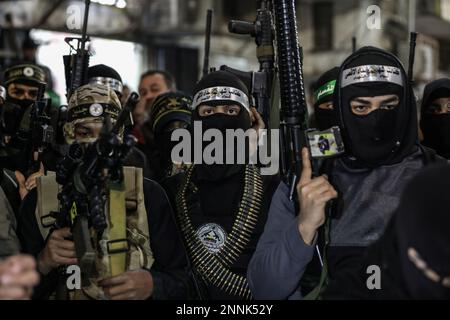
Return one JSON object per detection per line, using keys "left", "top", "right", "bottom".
{"left": 247, "top": 182, "right": 315, "bottom": 300}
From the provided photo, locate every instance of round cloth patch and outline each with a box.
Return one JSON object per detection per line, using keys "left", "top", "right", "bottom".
{"left": 196, "top": 223, "right": 227, "bottom": 253}
{"left": 23, "top": 67, "right": 34, "bottom": 77}
{"left": 89, "top": 103, "right": 104, "bottom": 117}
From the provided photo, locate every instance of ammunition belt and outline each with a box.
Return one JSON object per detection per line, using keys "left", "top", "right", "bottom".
{"left": 176, "top": 165, "right": 263, "bottom": 300}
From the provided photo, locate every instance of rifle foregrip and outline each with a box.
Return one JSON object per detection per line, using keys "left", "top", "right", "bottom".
{"left": 228, "top": 20, "right": 255, "bottom": 35}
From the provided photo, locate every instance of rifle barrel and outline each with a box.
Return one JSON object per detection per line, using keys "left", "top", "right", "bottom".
{"left": 81, "top": 0, "right": 91, "bottom": 49}
{"left": 112, "top": 92, "right": 139, "bottom": 134}
{"left": 274, "top": 0, "right": 307, "bottom": 186}
{"left": 202, "top": 9, "right": 213, "bottom": 77}
{"left": 408, "top": 32, "right": 418, "bottom": 84}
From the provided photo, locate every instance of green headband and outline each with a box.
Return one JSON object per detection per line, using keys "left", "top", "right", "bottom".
{"left": 314, "top": 80, "right": 336, "bottom": 102}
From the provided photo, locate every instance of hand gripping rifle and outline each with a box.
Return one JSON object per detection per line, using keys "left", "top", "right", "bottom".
{"left": 52, "top": 92, "right": 140, "bottom": 287}
{"left": 63, "top": 0, "right": 91, "bottom": 99}
{"left": 221, "top": 0, "right": 275, "bottom": 126}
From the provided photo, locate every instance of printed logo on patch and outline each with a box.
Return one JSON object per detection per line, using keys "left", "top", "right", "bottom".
{"left": 23, "top": 67, "right": 34, "bottom": 77}
{"left": 196, "top": 223, "right": 227, "bottom": 253}
{"left": 89, "top": 103, "right": 104, "bottom": 117}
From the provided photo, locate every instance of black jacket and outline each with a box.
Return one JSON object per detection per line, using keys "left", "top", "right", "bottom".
{"left": 162, "top": 167, "right": 280, "bottom": 300}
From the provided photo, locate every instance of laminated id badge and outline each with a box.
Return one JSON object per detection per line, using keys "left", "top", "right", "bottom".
{"left": 306, "top": 126, "right": 345, "bottom": 159}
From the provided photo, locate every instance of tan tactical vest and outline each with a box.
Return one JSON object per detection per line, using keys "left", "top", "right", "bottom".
{"left": 36, "top": 166, "right": 154, "bottom": 300}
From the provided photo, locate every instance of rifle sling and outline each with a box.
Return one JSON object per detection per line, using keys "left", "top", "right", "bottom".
{"left": 108, "top": 179, "right": 128, "bottom": 277}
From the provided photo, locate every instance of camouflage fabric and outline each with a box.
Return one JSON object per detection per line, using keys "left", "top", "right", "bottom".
{"left": 64, "top": 84, "right": 122, "bottom": 144}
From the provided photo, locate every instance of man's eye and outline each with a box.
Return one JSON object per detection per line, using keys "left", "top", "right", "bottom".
{"left": 427, "top": 105, "right": 441, "bottom": 114}
{"left": 380, "top": 104, "right": 397, "bottom": 110}
{"left": 28, "top": 91, "right": 39, "bottom": 98}
{"left": 227, "top": 109, "right": 237, "bottom": 115}
{"left": 76, "top": 129, "right": 90, "bottom": 137}
{"left": 151, "top": 87, "right": 161, "bottom": 93}
{"left": 354, "top": 105, "right": 367, "bottom": 112}
{"left": 14, "top": 89, "right": 24, "bottom": 95}
{"left": 200, "top": 108, "right": 214, "bottom": 115}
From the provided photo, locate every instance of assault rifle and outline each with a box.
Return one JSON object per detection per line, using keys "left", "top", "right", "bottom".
{"left": 274, "top": 0, "right": 344, "bottom": 198}
{"left": 63, "top": 0, "right": 91, "bottom": 99}
{"left": 222, "top": 0, "right": 275, "bottom": 126}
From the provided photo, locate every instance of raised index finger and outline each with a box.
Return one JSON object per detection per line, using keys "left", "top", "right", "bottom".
{"left": 299, "top": 147, "right": 312, "bottom": 186}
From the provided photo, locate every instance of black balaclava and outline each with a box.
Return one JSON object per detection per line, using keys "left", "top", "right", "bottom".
{"left": 334, "top": 46, "right": 418, "bottom": 168}
{"left": 191, "top": 70, "right": 252, "bottom": 181}
{"left": 392, "top": 164, "right": 450, "bottom": 299}
{"left": 420, "top": 78, "right": 450, "bottom": 159}
{"left": 312, "top": 67, "right": 339, "bottom": 130}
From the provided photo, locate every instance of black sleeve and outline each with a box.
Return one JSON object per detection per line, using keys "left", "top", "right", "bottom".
{"left": 124, "top": 147, "right": 151, "bottom": 179}
{"left": 17, "top": 190, "right": 59, "bottom": 299}
{"left": 17, "top": 189, "right": 45, "bottom": 256}
{"left": 0, "top": 169, "right": 21, "bottom": 218}
{"left": 143, "top": 178, "right": 196, "bottom": 300}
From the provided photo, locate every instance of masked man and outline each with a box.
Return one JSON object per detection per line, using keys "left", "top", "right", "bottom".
{"left": 0, "top": 64, "right": 48, "bottom": 213}
{"left": 247, "top": 47, "right": 444, "bottom": 300}
{"left": 87, "top": 64, "right": 150, "bottom": 176}
{"left": 145, "top": 91, "right": 192, "bottom": 182}
{"left": 163, "top": 70, "right": 279, "bottom": 300}
{"left": 324, "top": 164, "right": 450, "bottom": 299}
{"left": 310, "top": 67, "right": 339, "bottom": 130}
{"left": 18, "top": 84, "right": 193, "bottom": 300}
{"left": 420, "top": 78, "right": 450, "bottom": 160}
{"left": 1, "top": 64, "right": 47, "bottom": 169}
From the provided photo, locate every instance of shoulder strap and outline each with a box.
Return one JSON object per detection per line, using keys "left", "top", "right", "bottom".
{"left": 36, "top": 172, "right": 59, "bottom": 240}
{"left": 303, "top": 214, "right": 331, "bottom": 300}
{"left": 123, "top": 166, "right": 154, "bottom": 269}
